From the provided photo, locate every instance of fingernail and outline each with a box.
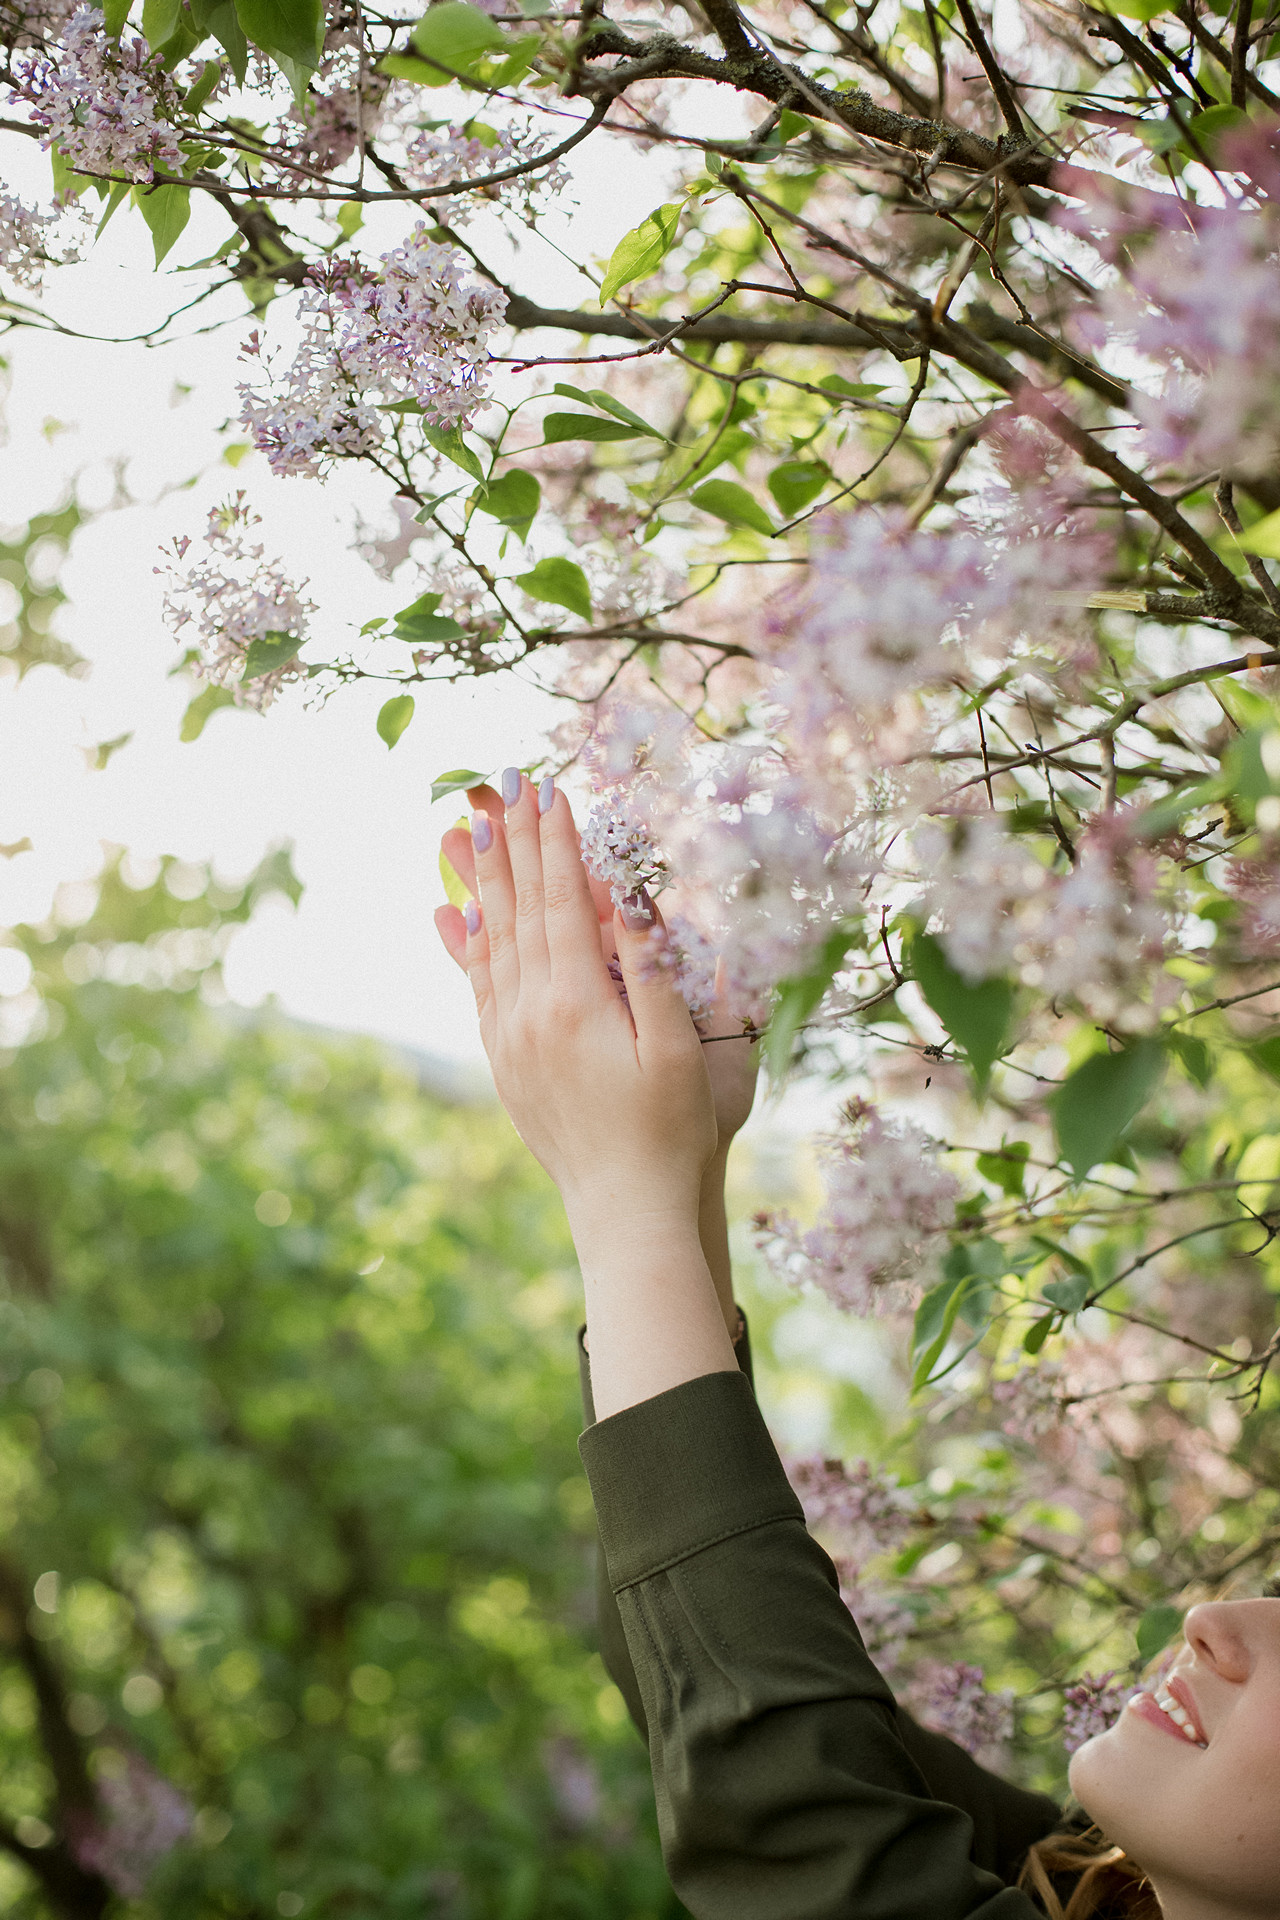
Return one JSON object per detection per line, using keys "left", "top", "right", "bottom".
{"left": 538, "top": 776, "right": 555, "bottom": 815}
{"left": 501, "top": 767, "right": 521, "bottom": 807}
{"left": 464, "top": 900, "right": 481, "bottom": 936}
{"left": 470, "top": 811, "right": 493, "bottom": 853}
{"left": 620, "top": 890, "right": 654, "bottom": 931}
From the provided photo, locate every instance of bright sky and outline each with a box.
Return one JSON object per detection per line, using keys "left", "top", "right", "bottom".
{"left": 0, "top": 90, "right": 703, "bottom": 1063}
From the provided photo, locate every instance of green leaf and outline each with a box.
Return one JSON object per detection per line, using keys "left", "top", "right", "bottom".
{"left": 975, "top": 1139, "right": 1029, "bottom": 1197}
{"left": 431, "top": 768, "right": 488, "bottom": 805}
{"left": 1098, "top": 0, "right": 1171, "bottom": 19}
{"left": 207, "top": 0, "right": 248, "bottom": 80}
{"left": 819, "top": 374, "right": 887, "bottom": 400}
{"left": 689, "top": 479, "right": 775, "bottom": 538}
{"left": 422, "top": 424, "right": 486, "bottom": 485}
{"left": 1169, "top": 1031, "right": 1212, "bottom": 1087}
{"left": 241, "top": 630, "right": 302, "bottom": 680}
{"left": 407, "top": 1, "right": 506, "bottom": 85}
{"left": 234, "top": 0, "right": 323, "bottom": 67}
{"left": 1042, "top": 1274, "right": 1090, "bottom": 1314}
{"left": 103, "top": 0, "right": 131, "bottom": 32}
{"left": 551, "top": 384, "right": 658, "bottom": 436}
{"left": 393, "top": 590, "right": 463, "bottom": 644}
{"left": 1235, "top": 507, "right": 1280, "bottom": 560}
{"left": 180, "top": 683, "right": 237, "bottom": 742}
{"left": 95, "top": 179, "right": 132, "bottom": 239}
{"left": 1030, "top": 1234, "right": 1091, "bottom": 1278}
{"left": 134, "top": 184, "right": 190, "bottom": 266}
{"left": 1185, "top": 103, "right": 1248, "bottom": 159}
{"left": 473, "top": 469, "right": 540, "bottom": 539}
{"left": 514, "top": 556, "right": 591, "bottom": 622}
{"left": 1023, "top": 1314, "right": 1054, "bottom": 1355}
{"left": 765, "top": 923, "right": 856, "bottom": 1079}
{"left": 142, "top": 0, "right": 181, "bottom": 46}
{"left": 1211, "top": 677, "right": 1277, "bottom": 731}
{"left": 1136, "top": 1605, "right": 1183, "bottom": 1663}
{"left": 439, "top": 846, "right": 471, "bottom": 908}
{"left": 540, "top": 413, "right": 656, "bottom": 446}
{"left": 767, "top": 460, "right": 827, "bottom": 517}
{"left": 182, "top": 57, "right": 223, "bottom": 115}
{"left": 335, "top": 199, "right": 364, "bottom": 241}
{"left": 1051, "top": 1039, "right": 1165, "bottom": 1179}
{"left": 910, "top": 933, "right": 1014, "bottom": 1087}
{"left": 1248, "top": 1034, "right": 1280, "bottom": 1084}
{"left": 911, "top": 1270, "right": 981, "bottom": 1391}
{"left": 599, "top": 203, "right": 681, "bottom": 307}
{"left": 377, "top": 694, "right": 416, "bottom": 749}
{"left": 50, "top": 144, "right": 85, "bottom": 204}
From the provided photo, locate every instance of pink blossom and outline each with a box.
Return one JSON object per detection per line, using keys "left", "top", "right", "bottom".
{"left": 1024, "top": 819, "right": 1172, "bottom": 1028}
{"left": 160, "top": 496, "right": 313, "bottom": 711}
{"left": 68, "top": 1750, "right": 192, "bottom": 1897}
{"left": 238, "top": 231, "right": 506, "bottom": 477}
{"left": 580, "top": 800, "right": 667, "bottom": 906}
{"left": 787, "top": 1454, "right": 914, "bottom": 1564}
{"left": 1062, "top": 1670, "right": 1129, "bottom": 1754}
{"left": 913, "top": 813, "right": 1046, "bottom": 983}
{"left": 1062, "top": 136, "right": 1280, "bottom": 480}
{"left": 905, "top": 1660, "right": 1015, "bottom": 1759}
{"left": 758, "top": 1102, "right": 958, "bottom": 1314}
{"left": 1223, "top": 857, "right": 1280, "bottom": 959}
{"left": 13, "top": 7, "right": 183, "bottom": 186}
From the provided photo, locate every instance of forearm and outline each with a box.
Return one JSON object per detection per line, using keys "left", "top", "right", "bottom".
{"left": 569, "top": 1187, "right": 738, "bottom": 1423}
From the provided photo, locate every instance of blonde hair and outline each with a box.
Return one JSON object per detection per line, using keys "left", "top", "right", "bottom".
{"left": 1018, "top": 1827, "right": 1160, "bottom": 1920}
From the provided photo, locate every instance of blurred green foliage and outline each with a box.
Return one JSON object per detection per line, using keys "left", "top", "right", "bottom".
{"left": 0, "top": 851, "right": 675, "bottom": 1920}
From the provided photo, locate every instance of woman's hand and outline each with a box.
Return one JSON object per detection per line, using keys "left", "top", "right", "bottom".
{"left": 434, "top": 774, "right": 719, "bottom": 1239}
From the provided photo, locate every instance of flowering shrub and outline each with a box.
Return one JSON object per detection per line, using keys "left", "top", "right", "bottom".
{"left": 7, "top": 0, "right": 1280, "bottom": 1794}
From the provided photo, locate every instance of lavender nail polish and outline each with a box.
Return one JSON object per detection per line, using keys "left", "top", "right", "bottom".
{"left": 470, "top": 810, "right": 493, "bottom": 853}
{"left": 538, "top": 776, "right": 555, "bottom": 815}
{"left": 620, "top": 890, "right": 655, "bottom": 931}
{"left": 464, "top": 900, "right": 481, "bottom": 936}
{"left": 501, "top": 766, "right": 521, "bottom": 806}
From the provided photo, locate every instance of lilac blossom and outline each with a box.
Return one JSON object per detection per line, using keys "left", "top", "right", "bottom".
{"left": 1063, "top": 136, "right": 1280, "bottom": 480}
{"left": 397, "top": 121, "right": 571, "bottom": 226}
{"left": 834, "top": 1565, "right": 914, "bottom": 1670}
{"left": 0, "top": 185, "right": 79, "bottom": 287}
{"left": 1025, "top": 820, "right": 1172, "bottom": 1029}
{"left": 238, "top": 230, "right": 507, "bottom": 477}
{"left": 906, "top": 1661, "right": 1015, "bottom": 1759}
{"left": 13, "top": 6, "right": 183, "bottom": 185}
{"left": 1223, "top": 857, "right": 1280, "bottom": 959}
{"left": 758, "top": 1102, "right": 958, "bottom": 1315}
{"left": 160, "top": 497, "right": 314, "bottom": 711}
{"left": 1062, "top": 1670, "right": 1129, "bottom": 1754}
{"left": 913, "top": 813, "right": 1046, "bottom": 984}
{"left": 68, "top": 1751, "right": 192, "bottom": 1897}
{"left": 787, "top": 1454, "right": 914, "bottom": 1564}
{"left": 580, "top": 799, "right": 668, "bottom": 906}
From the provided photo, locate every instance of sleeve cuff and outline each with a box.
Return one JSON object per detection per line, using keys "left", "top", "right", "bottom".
{"left": 578, "top": 1369, "right": 803, "bottom": 1593}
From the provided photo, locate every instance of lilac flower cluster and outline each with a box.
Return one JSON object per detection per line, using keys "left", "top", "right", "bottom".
{"left": 397, "top": 121, "right": 571, "bottom": 227}
{"left": 68, "top": 1750, "right": 192, "bottom": 1898}
{"left": 906, "top": 1660, "right": 1015, "bottom": 1760}
{"left": 238, "top": 230, "right": 507, "bottom": 477}
{"left": 833, "top": 1566, "right": 914, "bottom": 1670}
{"left": 160, "top": 497, "right": 314, "bottom": 711}
{"left": 13, "top": 6, "right": 183, "bottom": 185}
{"left": 913, "top": 814, "right": 1046, "bottom": 984}
{"left": 1224, "top": 856, "right": 1280, "bottom": 959}
{"left": 1062, "top": 1670, "right": 1129, "bottom": 1754}
{"left": 1064, "top": 127, "right": 1280, "bottom": 480}
{"left": 758, "top": 1103, "right": 958, "bottom": 1315}
{"left": 579, "top": 799, "right": 667, "bottom": 906}
{"left": 787, "top": 1454, "right": 914, "bottom": 1565}
{"left": 0, "top": 185, "right": 79, "bottom": 287}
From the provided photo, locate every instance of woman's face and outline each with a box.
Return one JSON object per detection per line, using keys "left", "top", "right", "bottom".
{"left": 1069, "top": 1599, "right": 1280, "bottom": 1915}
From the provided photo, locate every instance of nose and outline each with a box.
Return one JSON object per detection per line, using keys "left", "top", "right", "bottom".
{"left": 1183, "top": 1601, "right": 1253, "bottom": 1684}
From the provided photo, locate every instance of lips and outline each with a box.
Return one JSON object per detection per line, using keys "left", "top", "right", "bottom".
{"left": 1126, "top": 1678, "right": 1207, "bottom": 1748}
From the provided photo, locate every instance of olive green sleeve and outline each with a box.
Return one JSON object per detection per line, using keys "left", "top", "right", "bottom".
{"left": 577, "top": 1333, "right": 1059, "bottom": 1888}
{"left": 579, "top": 1370, "right": 1050, "bottom": 1920}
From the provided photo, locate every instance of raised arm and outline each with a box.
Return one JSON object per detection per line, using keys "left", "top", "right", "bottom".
{"left": 434, "top": 774, "right": 1052, "bottom": 1919}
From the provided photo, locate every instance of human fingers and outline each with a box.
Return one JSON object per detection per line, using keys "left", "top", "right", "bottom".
{"left": 612, "top": 896, "right": 703, "bottom": 1063}
{"left": 536, "top": 782, "right": 613, "bottom": 985}
{"left": 499, "top": 767, "right": 549, "bottom": 982}
{"left": 440, "top": 824, "right": 476, "bottom": 896}
{"left": 435, "top": 899, "right": 496, "bottom": 1049}
{"left": 468, "top": 797, "right": 520, "bottom": 1005}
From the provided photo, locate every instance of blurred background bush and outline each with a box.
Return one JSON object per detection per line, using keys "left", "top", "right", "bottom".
{"left": 0, "top": 846, "right": 678, "bottom": 1919}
